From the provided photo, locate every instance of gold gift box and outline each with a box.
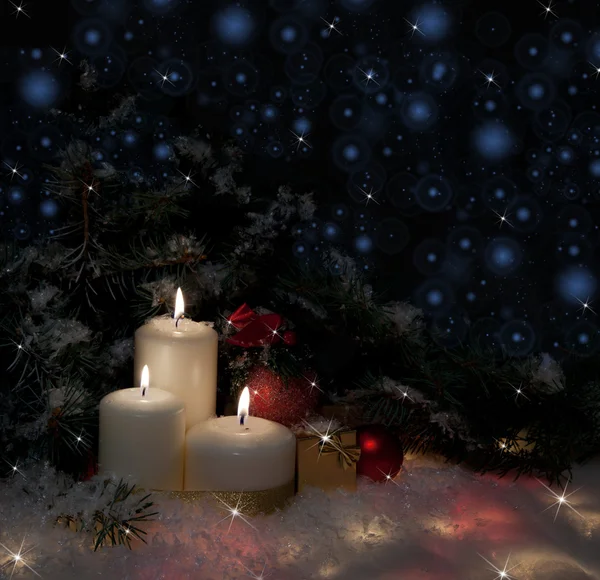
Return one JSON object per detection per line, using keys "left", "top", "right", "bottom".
{"left": 296, "top": 430, "right": 360, "bottom": 493}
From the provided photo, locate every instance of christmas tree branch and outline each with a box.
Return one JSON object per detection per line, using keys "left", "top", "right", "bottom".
{"left": 55, "top": 479, "right": 158, "bottom": 551}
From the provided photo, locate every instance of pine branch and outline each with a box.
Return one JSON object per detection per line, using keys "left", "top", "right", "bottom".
{"left": 56, "top": 479, "right": 158, "bottom": 551}
{"left": 275, "top": 261, "right": 392, "bottom": 340}
{"left": 102, "top": 233, "right": 209, "bottom": 279}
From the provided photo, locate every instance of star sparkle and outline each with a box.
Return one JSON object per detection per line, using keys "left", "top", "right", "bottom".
{"left": 538, "top": 0, "right": 557, "bottom": 18}
{"left": 320, "top": 16, "right": 342, "bottom": 36}
{"left": 153, "top": 68, "right": 175, "bottom": 88}
{"left": 9, "top": 0, "right": 30, "bottom": 18}
{"left": 509, "top": 382, "right": 529, "bottom": 401}
{"left": 378, "top": 466, "right": 402, "bottom": 487}
{"left": 250, "top": 386, "right": 267, "bottom": 403}
{"left": 51, "top": 46, "right": 72, "bottom": 66}
{"left": 289, "top": 129, "right": 312, "bottom": 151}
{"left": 356, "top": 185, "right": 380, "bottom": 205}
{"left": 79, "top": 178, "right": 99, "bottom": 196}
{"left": 4, "top": 338, "right": 29, "bottom": 372}
{"left": 74, "top": 429, "right": 87, "bottom": 448}
{"left": 0, "top": 536, "right": 40, "bottom": 580}
{"left": 478, "top": 552, "right": 519, "bottom": 580}
{"left": 212, "top": 494, "right": 257, "bottom": 533}
{"left": 574, "top": 295, "right": 596, "bottom": 316}
{"left": 177, "top": 168, "right": 199, "bottom": 189}
{"left": 537, "top": 478, "right": 584, "bottom": 522}
{"left": 357, "top": 66, "right": 380, "bottom": 86}
{"left": 394, "top": 385, "right": 413, "bottom": 402}
{"left": 588, "top": 62, "right": 600, "bottom": 79}
{"left": 300, "top": 417, "right": 341, "bottom": 456}
{"left": 219, "top": 313, "right": 235, "bottom": 331}
{"left": 493, "top": 208, "right": 513, "bottom": 229}
{"left": 3, "top": 161, "right": 24, "bottom": 181}
{"left": 262, "top": 319, "right": 282, "bottom": 339}
{"left": 404, "top": 17, "right": 425, "bottom": 37}
{"left": 241, "top": 561, "right": 270, "bottom": 580}
{"left": 479, "top": 69, "right": 500, "bottom": 89}
{"left": 302, "top": 373, "right": 323, "bottom": 394}
{"left": 495, "top": 438, "right": 511, "bottom": 453}
{"left": 4, "top": 458, "right": 26, "bottom": 479}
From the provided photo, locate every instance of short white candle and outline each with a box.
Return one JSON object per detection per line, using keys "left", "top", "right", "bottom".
{"left": 184, "top": 387, "right": 296, "bottom": 492}
{"left": 134, "top": 288, "right": 218, "bottom": 431}
{"left": 99, "top": 365, "right": 186, "bottom": 490}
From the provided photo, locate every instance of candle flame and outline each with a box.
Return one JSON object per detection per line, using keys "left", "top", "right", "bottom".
{"left": 174, "top": 287, "right": 184, "bottom": 321}
{"left": 141, "top": 365, "right": 149, "bottom": 397}
{"left": 238, "top": 386, "right": 250, "bottom": 424}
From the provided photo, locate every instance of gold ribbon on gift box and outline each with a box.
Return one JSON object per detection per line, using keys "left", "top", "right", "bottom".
{"left": 319, "top": 433, "right": 361, "bottom": 470}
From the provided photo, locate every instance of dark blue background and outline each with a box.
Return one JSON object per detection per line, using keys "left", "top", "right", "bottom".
{"left": 2, "top": 0, "right": 600, "bottom": 361}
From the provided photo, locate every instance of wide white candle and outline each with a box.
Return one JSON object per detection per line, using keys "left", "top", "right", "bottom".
{"left": 134, "top": 288, "right": 218, "bottom": 431}
{"left": 184, "top": 387, "right": 296, "bottom": 491}
{"left": 99, "top": 365, "right": 185, "bottom": 490}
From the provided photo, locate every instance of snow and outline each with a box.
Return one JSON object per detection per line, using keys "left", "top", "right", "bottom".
{"left": 1, "top": 453, "right": 599, "bottom": 579}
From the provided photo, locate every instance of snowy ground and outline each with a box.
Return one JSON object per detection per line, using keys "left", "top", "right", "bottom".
{"left": 1, "top": 452, "right": 599, "bottom": 580}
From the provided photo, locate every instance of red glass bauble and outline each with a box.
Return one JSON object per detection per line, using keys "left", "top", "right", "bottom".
{"left": 82, "top": 450, "right": 97, "bottom": 481}
{"left": 245, "top": 365, "right": 320, "bottom": 427}
{"left": 356, "top": 425, "right": 404, "bottom": 482}
{"left": 282, "top": 330, "right": 297, "bottom": 346}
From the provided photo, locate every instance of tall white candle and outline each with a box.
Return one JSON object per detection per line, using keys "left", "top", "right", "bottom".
{"left": 99, "top": 365, "right": 186, "bottom": 490}
{"left": 134, "top": 288, "right": 218, "bottom": 431}
{"left": 184, "top": 387, "right": 296, "bottom": 492}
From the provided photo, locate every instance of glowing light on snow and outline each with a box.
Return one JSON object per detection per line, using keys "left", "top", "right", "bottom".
{"left": 537, "top": 478, "right": 585, "bottom": 522}
{"left": 4, "top": 459, "right": 26, "bottom": 479}
{"left": 212, "top": 493, "right": 257, "bottom": 533}
{"left": 378, "top": 466, "right": 403, "bottom": 486}
{"left": 478, "top": 552, "right": 519, "bottom": 580}
{"left": 0, "top": 536, "right": 40, "bottom": 579}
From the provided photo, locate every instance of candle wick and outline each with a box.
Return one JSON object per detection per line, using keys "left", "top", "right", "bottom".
{"left": 175, "top": 314, "right": 184, "bottom": 328}
{"left": 239, "top": 413, "right": 246, "bottom": 426}
{"left": 142, "top": 387, "right": 146, "bottom": 397}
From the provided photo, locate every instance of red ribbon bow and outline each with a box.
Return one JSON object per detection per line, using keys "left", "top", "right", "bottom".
{"left": 226, "top": 303, "right": 296, "bottom": 347}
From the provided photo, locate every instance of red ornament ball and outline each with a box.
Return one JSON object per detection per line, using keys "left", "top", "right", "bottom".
{"left": 244, "top": 365, "right": 320, "bottom": 427}
{"left": 282, "top": 330, "right": 297, "bottom": 346}
{"left": 356, "top": 425, "right": 404, "bottom": 482}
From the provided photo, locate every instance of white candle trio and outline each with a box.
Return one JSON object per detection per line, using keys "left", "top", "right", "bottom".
{"left": 98, "top": 288, "right": 296, "bottom": 494}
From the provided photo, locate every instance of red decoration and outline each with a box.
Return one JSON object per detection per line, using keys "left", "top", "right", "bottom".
{"left": 282, "top": 330, "right": 297, "bottom": 346}
{"left": 227, "top": 303, "right": 258, "bottom": 330}
{"left": 226, "top": 304, "right": 287, "bottom": 348}
{"left": 82, "top": 450, "right": 97, "bottom": 481}
{"left": 245, "top": 365, "right": 320, "bottom": 427}
{"left": 356, "top": 425, "right": 404, "bottom": 482}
